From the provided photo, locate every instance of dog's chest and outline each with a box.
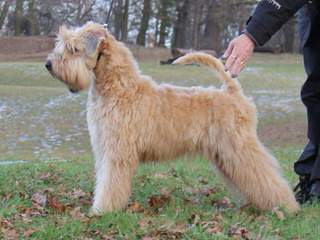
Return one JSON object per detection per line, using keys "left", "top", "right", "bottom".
{"left": 86, "top": 90, "right": 116, "bottom": 147}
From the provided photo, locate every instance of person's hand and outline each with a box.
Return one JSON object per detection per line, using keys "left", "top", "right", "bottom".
{"left": 223, "top": 34, "right": 255, "bottom": 78}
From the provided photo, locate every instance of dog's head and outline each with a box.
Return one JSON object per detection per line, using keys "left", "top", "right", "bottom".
{"left": 46, "top": 22, "right": 111, "bottom": 93}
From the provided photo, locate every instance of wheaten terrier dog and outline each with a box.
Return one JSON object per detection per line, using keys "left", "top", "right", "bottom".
{"left": 46, "top": 22, "right": 299, "bottom": 216}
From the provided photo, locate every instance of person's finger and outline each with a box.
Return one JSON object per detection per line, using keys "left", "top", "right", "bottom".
{"left": 222, "top": 41, "right": 235, "bottom": 60}
{"left": 225, "top": 49, "right": 237, "bottom": 71}
{"left": 229, "top": 57, "right": 245, "bottom": 77}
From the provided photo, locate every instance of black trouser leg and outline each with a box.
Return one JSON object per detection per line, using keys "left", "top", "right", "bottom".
{"left": 294, "top": 23, "right": 320, "bottom": 180}
{"left": 294, "top": 141, "right": 318, "bottom": 177}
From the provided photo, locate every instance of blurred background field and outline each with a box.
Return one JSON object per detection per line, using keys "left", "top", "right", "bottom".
{"left": 0, "top": 53, "right": 307, "bottom": 162}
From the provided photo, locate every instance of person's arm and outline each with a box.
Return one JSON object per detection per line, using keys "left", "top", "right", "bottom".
{"left": 224, "top": 0, "right": 308, "bottom": 77}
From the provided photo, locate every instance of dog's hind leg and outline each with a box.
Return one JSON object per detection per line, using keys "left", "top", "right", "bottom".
{"left": 90, "top": 149, "right": 138, "bottom": 216}
{"left": 210, "top": 135, "right": 299, "bottom": 213}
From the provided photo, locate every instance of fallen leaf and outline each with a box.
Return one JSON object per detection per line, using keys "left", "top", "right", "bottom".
{"left": 1, "top": 227, "right": 19, "bottom": 240}
{"left": 18, "top": 205, "right": 47, "bottom": 218}
{"left": 70, "top": 188, "right": 86, "bottom": 199}
{"left": 69, "top": 207, "right": 88, "bottom": 222}
{"left": 47, "top": 197, "right": 67, "bottom": 213}
{"left": 23, "top": 228, "right": 36, "bottom": 238}
{"left": 141, "top": 237, "right": 154, "bottom": 240}
{"left": 143, "top": 223, "right": 188, "bottom": 239}
{"left": 31, "top": 192, "right": 47, "bottom": 207}
{"left": 228, "top": 225, "right": 252, "bottom": 240}
{"left": 0, "top": 219, "right": 13, "bottom": 228}
{"left": 290, "top": 237, "right": 301, "bottom": 240}
{"left": 102, "top": 230, "right": 118, "bottom": 240}
{"left": 138, "top": 219, "right": 152, "bottom": 230}
{"left": 39, "top": 173, "right": 51, "bottom": 180}
{"left": 199, "top": 187, "right": 218, "bottom": 196}
{"left": 90, "top": 229, "right": 102, "bottom": 238}
{"left": 127, "top": 202, "right": 144, "bottom": 213}
{"left": 206, "top": 225, "right": 223, "bottom": 234}
{"left": 202, "top": 213, "right": 224, "bottom": 235}
{"left": 272, "top": 207, "right": 286, "bottom": 220}
{"left": 184, "top": 187, "right": 218, "bottom": 196}
{"left": 212, "top": 197, "right": 234, "bottom": 209}
{"left": 153, "top": 172, "right": 168, "bottom": 179}
{"left": 147, "top": 194, "right": 171, "bottom": 212}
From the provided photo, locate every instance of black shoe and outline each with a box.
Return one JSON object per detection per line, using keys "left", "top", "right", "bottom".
{"left": 294, "top": 176, "right": 311, "bottom": 204}
{"left": 309, "top": 180, "right": 320, "bottom": 203}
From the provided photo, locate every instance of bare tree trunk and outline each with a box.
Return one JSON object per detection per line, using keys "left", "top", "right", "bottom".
{"left": 202, "top": 0, "right": 222, "bottom": 53}
{"left": 114, "top": 0, "right": 123, "bottom": 40}
{"left": 0, "top": 0, "right": 11, "bottom": 30}
{"left": 158, "top": 0, "right": 171, "bottom": 47}
{"left": 154, "top": 3, "right": 160, "bottom": 44}
{"left": 136, "top": 0, "right": 151, "bottom": 46}
{"left": 14, "top": 0, "right": 24, "bottom": 36}
{"left": 172, "top": 0, "right": 190, "bottom": 48}
{"left": 191, "top": 1, "right": 199, "bottom": 49}
{"left": 121, "top": 0, "right": 129, "bottom": 42}
{"left": 28, "top": 0, "right": 39, "bottom": 35}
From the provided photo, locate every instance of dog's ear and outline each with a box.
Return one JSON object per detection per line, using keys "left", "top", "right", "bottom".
{"left": 83, "top": 32, "right": 104, "bottom": 56}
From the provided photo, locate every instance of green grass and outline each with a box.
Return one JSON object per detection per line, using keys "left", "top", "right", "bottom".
{"left": 0, "top": 53, "right": 317, "bottom": 239}
{"left": 1, "top": 152, "right": 320, "bottom": 239}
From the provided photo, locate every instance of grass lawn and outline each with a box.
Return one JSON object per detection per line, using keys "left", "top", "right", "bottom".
{"left": 1, "top": 53, "right": 319, "bottom": 239}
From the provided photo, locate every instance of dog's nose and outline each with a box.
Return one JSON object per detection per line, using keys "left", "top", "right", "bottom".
{"left": 45, "top": 60, "right": 52, "bottom": 71}
{"left": 69, "top": 88, "right": 79, "bottom": 94}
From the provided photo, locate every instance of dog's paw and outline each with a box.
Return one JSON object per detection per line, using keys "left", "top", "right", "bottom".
{"left": 88, "top": 206, "right": 104, "bottom": 217}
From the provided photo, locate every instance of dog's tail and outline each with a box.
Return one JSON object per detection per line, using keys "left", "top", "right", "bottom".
{"left": 172, "top": 52, "right": 241, "bottom": 94}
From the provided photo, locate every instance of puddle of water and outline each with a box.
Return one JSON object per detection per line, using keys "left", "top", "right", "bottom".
{"left": 0, "top": 160, "right": 27, "bottom": 165}
{"left": 45, "top": 94, "right": 79, "bottom": 109}
{"left": 0, "top": 159, "right": 68, "bottom": 165}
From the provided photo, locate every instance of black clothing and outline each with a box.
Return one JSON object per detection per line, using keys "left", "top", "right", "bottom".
{"left": 294, "top": 175, "right": 311, "bottom": 203}
{"left": 245, "top": 1, "right": 320, "bottom": 181}
{"left": 294, "top": 141, "right": 320, "bottom": 181}
{"left": 310, "top": 180, "right": 320, "bottom": 199}
{"left": 246, "top": 0, "right": 319, "bottom": 47}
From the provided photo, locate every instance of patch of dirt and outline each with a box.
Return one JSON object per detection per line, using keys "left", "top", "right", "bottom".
{"left": 258, "top": 119, "right": 307, "bottom": 147}
{"left": 0, "top": 37, "right": 171, "bottom": 62}
{"left": 0, "top": 37, "right": 54, "bottom": 62}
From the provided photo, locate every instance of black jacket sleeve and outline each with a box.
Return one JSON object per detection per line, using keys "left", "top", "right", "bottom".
{"left": 246, "top": 0, "right": 308, "bottom": 46}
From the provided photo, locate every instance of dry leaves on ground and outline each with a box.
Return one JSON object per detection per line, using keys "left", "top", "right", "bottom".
{"left": 69, "top": 207, "right": 89, "bottom": 222}
{"left": 212, "top": 197, "right": 234, "bottom": 209}
{"left": 272, "top": 207, "right": 286, "bottom": 220}
{"left": 228, "top": 225, "right": 252, "bottom": 240}
{"left": 1, "top": 219, "right": 19, "bottom": 240}
{"left": 201, "top": 214, "right": 224, "bottom": 235}
{"left": 142, "top": 223, "right": 188, "bottom": 240}
{"left": 147, "top": 193, "right": 171, "bottom": 213}
{"left": 127, "top": 201, "right": 145, "bottom": 213}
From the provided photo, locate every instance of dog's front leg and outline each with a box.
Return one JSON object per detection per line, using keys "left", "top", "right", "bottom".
{"left": 90, "top": 150, "right": 138, "bottom": 216}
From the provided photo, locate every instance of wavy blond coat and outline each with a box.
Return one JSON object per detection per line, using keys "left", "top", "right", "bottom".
{"left": 48, "top": 23, "right": 299, "bottom": 216}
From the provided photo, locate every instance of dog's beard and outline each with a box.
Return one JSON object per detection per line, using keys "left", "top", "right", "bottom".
{"left": 52, "top": 58, "right": 94, "bottom": 92}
